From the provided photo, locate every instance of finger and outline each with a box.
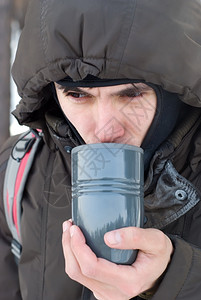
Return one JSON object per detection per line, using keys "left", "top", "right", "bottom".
{"left": 62, "top": 221, "right": 94, "bottom": 285}
{"left": 62, "top": 221, "right": 95, "bottom": 284}
{"left": 71, "top": 226, "right": 173, "bottom": 297}
{"left": 69, "top": 224, "right": 108, "bottom": 279}
{"left": 104, "top": 227, "right": 173, "bottom": 292}
{"left": 70, "top": 225, "right": 140, "bottom": 297}
{"left": 62, "top": 220, "right": 83, "bottom": 281}
{"left": 104, "top": 227, "right": 172, "bottom": 255}
{"left": 64, "top": 224, "right": 116, "bottom": 296}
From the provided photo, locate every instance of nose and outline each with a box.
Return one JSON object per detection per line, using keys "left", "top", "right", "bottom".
{"left": 94, "top": 103, "right": 125, "bottom": 143}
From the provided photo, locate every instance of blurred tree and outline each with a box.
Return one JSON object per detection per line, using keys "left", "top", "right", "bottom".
{"left": 0, "top": 0, "right": 28, "bottom": 146}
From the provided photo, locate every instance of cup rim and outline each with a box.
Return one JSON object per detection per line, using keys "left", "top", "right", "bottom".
{"left": 71, "top": 143, "right": 144, "bottom": 154}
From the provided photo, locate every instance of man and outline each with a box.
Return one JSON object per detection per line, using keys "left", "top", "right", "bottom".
{"left": 57, "top": 81, "right": 173, "bottom": 299}
{"left": 0, "top": 0, "right": 201, "bottom": 299}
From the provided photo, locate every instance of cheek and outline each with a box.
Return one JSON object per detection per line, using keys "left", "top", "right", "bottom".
{"left": 55, "top": 89, "right": 94, "bottom": 140}
{"left": 120, "top": 97, "right": 156, "bottom": 142}
{"left": 122, "top": 105, "right": 155, "bottom": 132}
{"left": 65, "top": 110, "right": 95, "bottom": 141}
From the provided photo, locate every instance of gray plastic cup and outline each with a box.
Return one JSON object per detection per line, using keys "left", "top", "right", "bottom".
{"left": 71, "top": 143, "right": 144, "bottom": 265}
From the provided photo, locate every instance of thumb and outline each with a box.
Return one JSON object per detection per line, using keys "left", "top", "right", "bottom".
{"left": 104, "top": 227, "right": 172, "bottom": 255}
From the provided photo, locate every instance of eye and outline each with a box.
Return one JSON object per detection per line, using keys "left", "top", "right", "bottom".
{"left": 66, "top": 92, "right": 87, "bottom": 98}
{"left": 64, "top": 90, "right": 92, "bottom": 104}
{"left": 120, "top": 91, "right": 143, "bottom": 101}
{"left": 127, "top": 91, "right": 142, "bottom": 98}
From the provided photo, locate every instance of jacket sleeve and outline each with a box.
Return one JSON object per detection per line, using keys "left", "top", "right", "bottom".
{"left": 152, "top": 235, "right": 201, "bottom": 300}
{"left": 0, "top": 137, "right": 22, "bottom": 300}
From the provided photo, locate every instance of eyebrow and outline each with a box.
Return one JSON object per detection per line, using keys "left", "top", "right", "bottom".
{"left": 57, "top": 84, "right": 153, "bottom": 96}
{"left": 57, "top": 86, "right": 90, "bottom": 94}
{"left": 111, "top": 85, "right": 153, "bottom": 97}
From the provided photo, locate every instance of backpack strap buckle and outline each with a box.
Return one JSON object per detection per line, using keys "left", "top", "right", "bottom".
{"left": 11, "top": 239, "right": 22, "bottom": 263}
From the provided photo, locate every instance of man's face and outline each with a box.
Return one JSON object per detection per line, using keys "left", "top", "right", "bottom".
{"left": 55, "top": 83, "right": 157, "bottom": 146}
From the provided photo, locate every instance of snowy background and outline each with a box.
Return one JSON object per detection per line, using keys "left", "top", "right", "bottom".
{"left": 10, "top": 22, "right": 27, "bottom": 136}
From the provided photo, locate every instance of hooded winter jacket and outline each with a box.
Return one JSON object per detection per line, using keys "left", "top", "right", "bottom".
{"left": 1, "top": 0, "right": 201, "bottom": 299}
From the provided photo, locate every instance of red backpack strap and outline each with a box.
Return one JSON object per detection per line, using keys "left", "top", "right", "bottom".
{"left": 3, "top": 129, "right": 42, "bottom": 262}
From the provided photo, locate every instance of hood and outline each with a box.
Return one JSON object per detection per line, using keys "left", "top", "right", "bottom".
{"left": 12, "top": 0, "right": 201, "bottom": 127}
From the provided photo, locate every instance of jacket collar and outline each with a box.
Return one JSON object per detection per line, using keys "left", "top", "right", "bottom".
{"left": 144, "top": 108, "right": 201, "bottom": 228}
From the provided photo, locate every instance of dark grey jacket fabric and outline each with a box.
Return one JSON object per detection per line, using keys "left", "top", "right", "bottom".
{"left": 1, "top": 0, "right": 201, "bottom": 299}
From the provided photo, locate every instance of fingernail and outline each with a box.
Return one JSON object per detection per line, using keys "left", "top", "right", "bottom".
{"left": 105, "top": 231, "right": 122, "bottom": 245}
{"left": 62, "top": 221, "right": 68, "bottom": 232}
{"left": 70, "top": 226, "right": 75, "bottom": 237}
